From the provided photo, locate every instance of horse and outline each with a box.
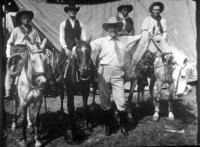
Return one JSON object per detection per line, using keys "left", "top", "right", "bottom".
{"left": 9, "top": 39, "right": 47, "bottom": 147}
{"left": 63, "top": 40, "right": 95, "bottom": 141}
{"left": 127, "top": 39, "right": 191, "bottom": 121}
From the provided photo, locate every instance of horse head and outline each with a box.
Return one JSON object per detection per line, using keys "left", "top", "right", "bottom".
{"left": 25, "top": 39, "right": 47, "bottom": 89}
{"left": 73, "top": 40, "right": 92, "bottom": 81}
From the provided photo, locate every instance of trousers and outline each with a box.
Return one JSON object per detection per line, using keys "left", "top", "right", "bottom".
{"left": 98, "top": 65, "right": 126, "bottom": 111}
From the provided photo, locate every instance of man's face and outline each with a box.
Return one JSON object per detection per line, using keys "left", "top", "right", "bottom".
{"left": 68, "top": 9, "right": 77, "bottom": 18}
{"left": 152, "top": 5, "right": 161, "bottom": 17}
{"left": 120, "top": 8, "right": 129, "bottom": 17}
{"left": 20, "top": 14, "right": 31, "bottom": 25}
{"left": 107, "top": 25, "right": 118, "bottom": 38}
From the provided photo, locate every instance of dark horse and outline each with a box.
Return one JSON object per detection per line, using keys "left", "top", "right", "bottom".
{"left": 63, "top": 41, "right": 95, "bottom": 142}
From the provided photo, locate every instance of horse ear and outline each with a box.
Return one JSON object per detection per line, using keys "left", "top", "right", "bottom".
{"left": 86, "top": 36, "right": 92, "bottom": 43}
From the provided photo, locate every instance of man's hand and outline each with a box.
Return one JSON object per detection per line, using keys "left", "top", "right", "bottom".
{"left": 64, "top": 47, "right": 72, "bottom": 57}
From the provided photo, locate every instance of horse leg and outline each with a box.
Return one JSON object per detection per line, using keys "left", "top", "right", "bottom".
{"left": 44, "top": 96, "right": 47, "bottom": 112}
{"left": 59, "top": 86, "right": 65, "bottom": 113}
{"left": 168, "top": 83, "right": 175, "bottom": 121}
{"left": 153, "top": 81, "right": 162, "bottom": 121}
{"left": 127, "top": 78, "right": 137, "bottom": 123}
{"left": 83, "top": 91, "right": 89, "bottom": 130}
{"left": 65, "top": 93, "right": 75, "bottom": 143}
{"left": 137, "top": 82, "right": 144, "bottom": 107}
{"left": 27, "top": 107, "right": 32, "bottom": 129}
{"left": 33, "top": 99, "right": 43, "bottom": 147}
{"left": 18, "top": 106, "right": 28, "bottom": 147}
{"left": 149, "top": 77, "right": 156, "bottom": 103}
{"left": 12, "top": 98, "right": 18, "bottom": 131}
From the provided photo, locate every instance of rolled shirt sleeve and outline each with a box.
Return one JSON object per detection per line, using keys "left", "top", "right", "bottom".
{"left": 90, "top": 38, "right": 102, "bottom": 66}
{"left": 6, "top": 29, "right": 16, "bottom": 58}
{"left": 59, "top": 21, "right": 67, "bottom": 49}
{"left": 161, "top": 18, "right": 167, "bottom": 40}
{"left": 80, "top": 21, "right": 87, "bottom": 41}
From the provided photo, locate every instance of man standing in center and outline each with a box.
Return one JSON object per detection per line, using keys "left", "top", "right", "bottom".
{"left": 59, "top": 3, "right": 87, "bottom": 57}
{"left": 90, "top": 17, "right": 141, "bottom": 136}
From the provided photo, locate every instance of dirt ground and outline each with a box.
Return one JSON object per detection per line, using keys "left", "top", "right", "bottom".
{"left": 4, "top": 85, "right": 198, "bottom": 147}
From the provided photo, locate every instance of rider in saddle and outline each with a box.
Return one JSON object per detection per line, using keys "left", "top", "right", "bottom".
{"left": 139, "top": 2, "right": 171, "bottom": 86}
{"left": 4, "top": 9, "right": 45, "bottom": 99}
{"left": 59, "top": 3, "right": 87, "bottom": 77}
{"left": 116, "top": 3, "right": 135, "bottom": 36}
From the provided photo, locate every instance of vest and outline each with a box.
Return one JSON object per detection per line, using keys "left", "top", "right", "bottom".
{"left": 64, "top": 19, "right": 81, "bottom": 50}
{"left": 124, "top": 17, "right": 134, "bottom": 33}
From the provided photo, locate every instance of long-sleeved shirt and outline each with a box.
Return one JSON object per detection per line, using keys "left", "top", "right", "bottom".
{"left": 59, "top": 18, "right": 87, "bottom": 49}
{"left": 90, "top": 35, "right": 142, "bottom": 67}
{"left": 141, "top": 16, "right": 167, "bottom": 41}
{"left": 6, "top": 26, "right": 41, "bottom": 57}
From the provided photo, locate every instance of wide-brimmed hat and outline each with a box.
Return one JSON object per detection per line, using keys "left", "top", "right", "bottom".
{"left": 102, "top": 17, "right": 123, "bottom": 31}
{"left": 15, "top": 9, "right": 34, "bottom": 24}
{"left": 149, "top": 2, "right": 164, "bottom": 13}
{"left": 64, "top": 4, "right": 80, "bottom": 13}
{"left": 117, "top": 4, "right": 133, "bottom": 13}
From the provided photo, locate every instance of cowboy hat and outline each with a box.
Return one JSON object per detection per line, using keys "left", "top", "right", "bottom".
{"left": 64, "top": 4, "right": 80, "bottom": 13}
{"left": 149, "top": 2, "right": 164, "bottom": 13}
{"left": 15, "top": 9, "right": 34, "bottom": 24}
{"left": 102, "top": 17, "right": 123, "bottom": 31}
{"left": 117, "top": 4, "right": 133, "bottom": 13}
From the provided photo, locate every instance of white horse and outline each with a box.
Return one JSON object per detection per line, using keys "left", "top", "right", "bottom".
{"left": 10, "top": 39, "right": 47, "bottom": 147}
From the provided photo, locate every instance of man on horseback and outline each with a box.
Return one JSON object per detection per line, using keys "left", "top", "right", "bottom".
{"left": 141, "top": 2, "right": 168, "bottom": 53}
{"left": 4, "top": 9, "right": 43, "bottom": 99}
{"left": 59, "top": 3, "right": 87, "bottom": 59}
{"left": 90, "top": 17, "right": 142, "bottom": 136}
{"left": 116, "top": 3, "right": 135, "bottom": 36}
{"left": 137, "top": 2, "right": 170, "bottom": 95}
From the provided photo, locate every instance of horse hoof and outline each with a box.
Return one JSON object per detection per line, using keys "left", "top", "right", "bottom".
{"left": 18, "top": 139, "right": 27, "bottom": 147}
{"left": 11, "top": 123, "right": 16, "bottom": 131}
{"left": 153, "top": 113, "right": 159, "bottom": 121}
{"left": 168, "top": 112, "right": 175, "bottom": 121}
{"left": 35, "top": 140, "right": 42, "bottom": 147}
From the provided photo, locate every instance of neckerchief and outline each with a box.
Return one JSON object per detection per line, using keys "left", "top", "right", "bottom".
{"left": 151, "top": 15, "right": 164, "bottom": 34}
{"left": 19, "top": 25, "right": 32, "bottom": 42}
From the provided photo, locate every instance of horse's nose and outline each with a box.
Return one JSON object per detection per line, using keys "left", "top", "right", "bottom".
{"left": 177, "top": 93, "right": 183, "bottom": 98}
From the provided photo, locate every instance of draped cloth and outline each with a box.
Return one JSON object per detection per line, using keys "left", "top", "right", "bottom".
{"left": 123, "top": 35, "right": 149, "bottom": 81}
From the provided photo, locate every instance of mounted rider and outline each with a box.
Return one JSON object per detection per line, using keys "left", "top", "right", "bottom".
{"left": 58, "top": 3, "right": 87, "bottom": 79}
{"left": 138, "top": 2, "right": 174, "bottom": 88}
{"left": 4, "top": 9, "right": 46, "bottom": 99}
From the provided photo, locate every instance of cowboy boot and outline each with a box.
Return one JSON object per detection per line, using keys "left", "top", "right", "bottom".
{"left": 118, "top": 110, "right": 129, "bottom": 136}
{"left": 103, "top": 109, "right": 112, "bottom": 136}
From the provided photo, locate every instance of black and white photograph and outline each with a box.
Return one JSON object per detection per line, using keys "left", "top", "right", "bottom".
{"left": 0, "top": 0, "right": 200, "bottom": 146}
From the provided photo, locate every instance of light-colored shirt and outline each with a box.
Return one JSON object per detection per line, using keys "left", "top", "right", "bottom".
{"left": 6, "top": 26, "right": 41, "bottom": 57}
{"left": 141, "top": 16, "right": 167, "bottom": 41}
{"left": 90, "top": 35, "right": 142, "bottom": 67}
{"left": 59, "top": 18, "right": 87, "bottom": 49}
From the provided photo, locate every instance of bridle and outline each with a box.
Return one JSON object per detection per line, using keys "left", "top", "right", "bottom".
{"left": 24, "top": 48, "right": 46, "bottom": 90}
{"left": 74, "top": 45, "right": 92, "bottom": 81}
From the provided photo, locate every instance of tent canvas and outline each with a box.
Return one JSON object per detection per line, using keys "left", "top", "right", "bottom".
{"left": 11, "top": 0, "right": 196, "bottom": 62}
